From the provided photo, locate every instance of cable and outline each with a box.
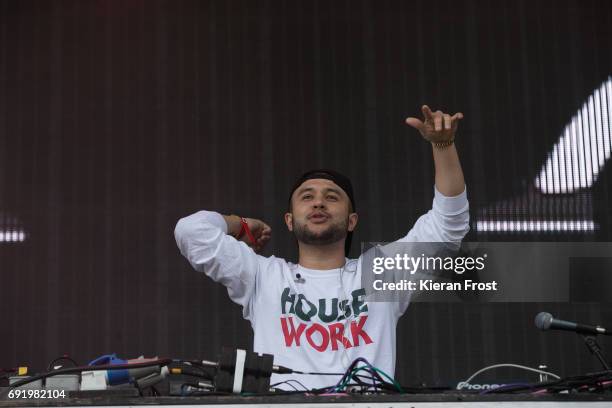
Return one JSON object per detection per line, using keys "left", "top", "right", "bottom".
{"left": 170, "top": 363, "right": 214, "bottom": 380}
{"left": 289, "top": 369, "right": 344, "bottom": 376}
{"left": 180, "top": 383, "right": 211, "bottom": 396}
{"left": 371, "top": 367, "right": 402, "bottom": 391}
{"left": 458, "top": 363, "right": 561, "bottom": 390}
{"left": 322, "top": 357, "right": 402, "bottom": 394}
{"left": 47, "top": 355, "right": 79, "bottom": 371}
{"left": 276, "top": 381, "right": 299, "bottom": 392}
{"left": 133, "top": 379, "right": 144, "bottom": 397}
{"left": 337, "top": 367, "right": 379, "bottom": 392}
{"left": 479, "top": 382, "right": 536, "bottom": 395}
{"left": 337, "top": 259, "right": 362, "bottom": 369}
{"left": 270, "top": 380, "right": 298, "bottom": 392}
{"left": 0, "top": 358, "right": 173, "bottom": 397}
{"left": 341, "top": 368, "right": 391, "bottom": 392}
{"left": 270, "top": 379, "right": 309, "bottom": 391}
{"left": 339, "top": 261, "right": 352, "bottom": 368}
{"left": 352, "top": 372, "right": 379, "bottom": 392}
{"left": 330, "top": 358, "right": 362, "bottom": 391}
{"left": 483, "top": 371, "right": 612, "bottom": 395}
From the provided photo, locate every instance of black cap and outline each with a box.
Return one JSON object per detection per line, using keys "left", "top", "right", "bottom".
{"left": 288, "top": 169, "right": 356, "bottom": 256}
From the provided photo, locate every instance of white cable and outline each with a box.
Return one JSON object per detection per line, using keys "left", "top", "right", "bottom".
{"left": 339, "top": 259, "right": 356, "bottom": 368}
{"left": 232, "top": 349, "right": 246, "bottom": 394}
{"left": 457, "top": 363, "right": 561, "bottom": 389}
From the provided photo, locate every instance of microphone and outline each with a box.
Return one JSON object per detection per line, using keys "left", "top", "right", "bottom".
{"left": 535, "top": 312, "right": 609, "bottom": 336}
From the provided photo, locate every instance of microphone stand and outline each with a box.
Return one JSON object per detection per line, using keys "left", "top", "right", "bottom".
{"left": 582, "top": 335, "right": 611, "bottom": 371}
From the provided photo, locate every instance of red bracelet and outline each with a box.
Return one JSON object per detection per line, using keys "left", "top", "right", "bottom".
{"left": 236, "top": 217, "right": 245, "bottom": 239}
{"left": 237, "top": 217, "right": 257, "bottom": 246}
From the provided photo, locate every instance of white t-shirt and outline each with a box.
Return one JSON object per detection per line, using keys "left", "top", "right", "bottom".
{"left": 174, "top": 186, "right": 469, "bottom": 390}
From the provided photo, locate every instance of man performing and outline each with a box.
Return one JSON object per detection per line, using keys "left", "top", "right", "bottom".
{"left": 174, "top": 105, "right": 469, "bottom": 389}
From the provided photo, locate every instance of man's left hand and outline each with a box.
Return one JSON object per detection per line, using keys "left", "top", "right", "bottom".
{"left": 405, "top": 105, "right": 463, "bottom": 143}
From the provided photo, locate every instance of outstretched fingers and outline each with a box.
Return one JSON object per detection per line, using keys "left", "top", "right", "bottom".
{"left": 434, "top": 111, "right": 443, "bottom": 131}
{"left": 443, "top": 114, "right": 451, "bottom": 130}
{"left": 406, "top": 106, "right": 463, "bottom": 139}
{"left": 405, "top": 117, "right": 425, "bottom": 132}
{"left": 421, "top": 105, "right": 434, "bottom": 121}
{"left": 451, "top": 112, "right": 464, "bottom": 131}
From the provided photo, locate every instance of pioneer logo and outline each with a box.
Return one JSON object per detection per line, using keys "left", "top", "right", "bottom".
{"left": 456, "top": 382, "right": 504, "bottom": 390}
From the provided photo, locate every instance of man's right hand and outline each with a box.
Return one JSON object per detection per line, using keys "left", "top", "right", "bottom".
{"left": 223, "top": 215, "right": 272, "bottom": 252}
{"left": 240, "top": 218, "right": 272, "bottom": 252}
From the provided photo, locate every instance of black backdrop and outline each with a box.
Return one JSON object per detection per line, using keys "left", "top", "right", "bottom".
{"left": 1, "top": 0, "right": 611, "bottom": 386}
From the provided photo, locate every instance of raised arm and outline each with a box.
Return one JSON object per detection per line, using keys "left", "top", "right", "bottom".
{"left": 406, "top": 105, "right": 465, "bottom": 196}
{"left": 174, "top": 211, "right": 271, "bottom": 319}
{"left": 221, "top": 214, "right": 272, "bottom": 252}
{"left": 389, "top": 106, "right": 469, "bottom": 314}
{"left": 403, "top": 105, "right": 469, "bottom": 244}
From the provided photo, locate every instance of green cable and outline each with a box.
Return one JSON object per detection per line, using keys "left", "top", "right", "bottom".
{"left": 336, "top": 365, "right": 403, "bottom": 393}
{"left": 338, "top": 367, "right": 371, "bottom": 389}
{"left": 334, "top": 367, "right": 365, "bottom": 391}
{"left": 372, "top": 367, "right": 403, "bottom": 393}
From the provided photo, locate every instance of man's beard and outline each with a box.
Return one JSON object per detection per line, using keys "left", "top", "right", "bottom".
{"left": 293, "top": 217, "right": 348, "bottom": 246}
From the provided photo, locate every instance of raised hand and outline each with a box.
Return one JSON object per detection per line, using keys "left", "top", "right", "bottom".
{"left": 405, "top": 105, "right": 463, "bottom": 144}
{"left": 240, "top": 218, "right": 272, "bottom": 252}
